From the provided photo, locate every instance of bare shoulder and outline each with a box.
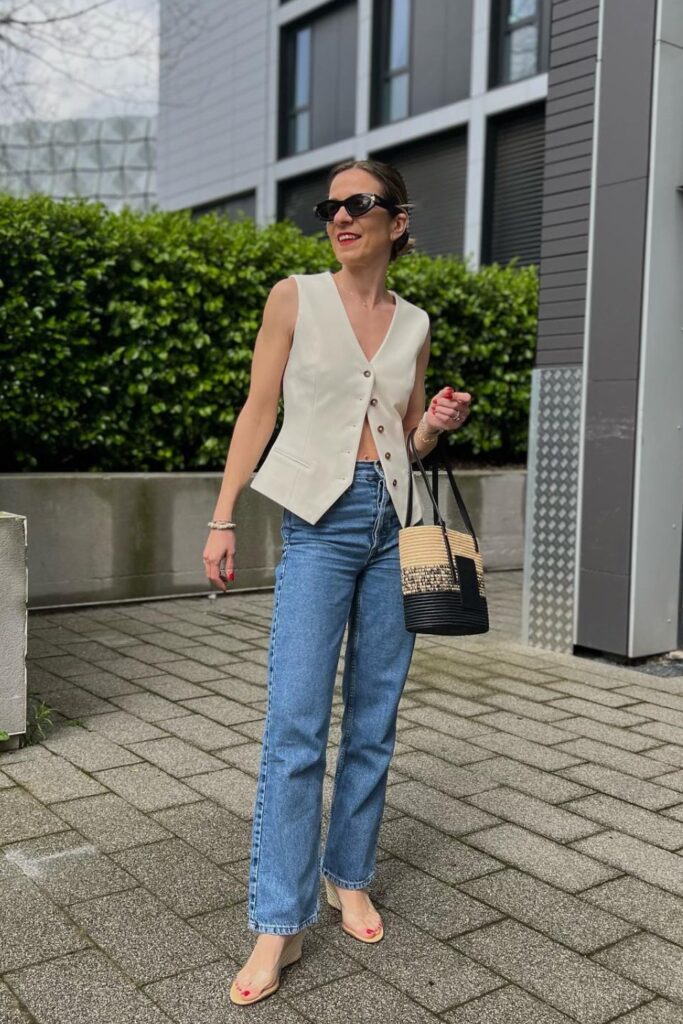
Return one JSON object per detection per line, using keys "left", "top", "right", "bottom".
{"left": 262, "top": 276, "right": 298, "bottom": 339}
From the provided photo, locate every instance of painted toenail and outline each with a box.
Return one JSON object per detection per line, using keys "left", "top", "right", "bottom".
{"left": 242, "top": 990, "right": 250, "bottom": 996}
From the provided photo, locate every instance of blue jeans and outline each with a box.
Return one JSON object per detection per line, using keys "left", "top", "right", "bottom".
{"left": 247, "top": 458, "right": 420, "bottom": 934}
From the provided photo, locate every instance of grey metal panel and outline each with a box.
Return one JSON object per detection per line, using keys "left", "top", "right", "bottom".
{"left": 550, "top": 38, "right": 601, "bottom": 67}
{"left": 554, "top": 0, "right": 601, "bottom": 18}
{"left": 577, "top": 568, "right": 630, "bottom": 652}
{"left": 192, "top": 191, "right": 256, "bottom": 219}
{"left": 553, "top": 23, "right": 600, "bottom": 48}
{"left": 587, "top": 178, "right": 648, "bottom": 381}
{"left": 538, "top": 300, "right": 587, "bottom": 318}
{"left": 595, "top": 0, "right": 657, "bottom": 186}
{"left": 548, "top": 56, "right": 597, "bottom": 84}
{"left": 522, "top": 366, "right": 583, "bottom": 651}
{"left": 371, "top": 128, "right": 467, "bottom": 256}
{"left": 410, "top": 0, "right": 471, "bottom": 116}
{"left": 555, "top": 9, "right": 599, "bottom": 35}
{"left": 311, "top": 2, "right": 357, "bottom": 150}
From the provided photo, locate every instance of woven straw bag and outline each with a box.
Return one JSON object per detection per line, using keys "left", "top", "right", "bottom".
{"left": 399, "top": 427, "right": 489, "bottom": 636}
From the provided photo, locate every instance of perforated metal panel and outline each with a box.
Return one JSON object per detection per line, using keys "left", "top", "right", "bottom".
{"left": 522, "top": 365, "right": 582, "bottom": 651}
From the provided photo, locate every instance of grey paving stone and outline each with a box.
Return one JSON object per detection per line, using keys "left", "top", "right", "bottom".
{"left": 154, "top": 712, "right": 250, "bottom": 751}
{"left": 92, "top": 762, "right": 202, "bottom": 811}
{"left": 204, "top": 676, "right": 266, "bottom": 703}
{"left": 627, "top": 703, "right": 683, "bottom": 730}
{"left": 572, "top": 831, "right": 683, "bottom": 897}
{"left": 0, "top": 770, "right": 14, "bottom": 788}
{"left": 57, "top": 666, "right": 139, "bottom": 697}
{"left": 460, "top": 868, "right": 637, "bottom": 953}
{"left": 177, "top": 694, "right": 263, "bottom": 727}
{"left": 69, "top": 886, "right": 222, "bottom": 984}
{"left": 87, "top": 654, "right": 163, "bottom": 680}
{"left": 390, "top": 752, "right": 500, "bottom": 799}
{"left": 560, "top": 764, "right": 681, "bottom": 810}
{"left": 399, "top": 704, "right": 497, "bottom": 738}
{"left": 287, "top": 968, "right": 448, "bottom": 1022}
{"left": 370, "top": 857, "right": 501, "bottom": 939}
{"left": 466, "top": 732, "right": 582, "bottom": 770}
{"left": 143, "top": 956, "right": 309, "bottom": 1022}
{"left": 473, "top": 711, "right": 579, "bottom": 745}
{"left": 541, "top": 664, "right": 638, "bottom": 688}
{"left": 319, "top": 903, "right": 501, "bottom": 1012}
{"left": 564, "top": 794, "right": 683, "bottom": 850}
{"left": 612, "top": 999, "right": 683, "bottom": 1023}
{"left": 151, "top": 799, "right": 251, "bottom": 866}
{"left": 594, "top": 933, "right": 683, "bottom": 1003}
{"left": 410, "top": 689, "right": 489, "bottom": 718}
{"left": 4, "top": 949, "right": 174, "bottom": 1024}
{"left": 0, "top": 788, "right": 67, "bottom": 844}
{"left": 131, "top": 629, "right": 203, "bottom": 652}
{"left": 554, "top": 716, "right": 661, "bottom": 752}
{"left": 111, "top": 691, "right": 195, "bottom": 721}
{"left": 196, "top": 632, "right": 258, "bottom": 654}
{"left": 377, "top": 815, "right": 502, "bottom": 884}
{"left": 481, "top": 693, "right": 572, "bottom": 721}
{"left": 51, "top": 793, "right": 170, "bottom": 852}
{"left": 79, "top": 710, "right": 168, "bottom": 744}
{"left": 42, "top": 724, "right": 142, "bottom": 771}
{"left": 125, "top": 736, "right": 227, "bottom": 778}
{"left": 546, "top": 680, "right": 637, "bottom": 706}
{"left": 30, "top": 654, "right": 101, "bottom": 678}
{"left": 635, "top": 720, "right": 683, "bottom": 745}
{"left": 0, "top": 980, "right": 34, "bottom": 1023}
{"left": 464, "top": 824, "right": 618, "bottom": 892}
{"left": 128, "top": 672, "right": 213, "bottom": 701}
{"left": 645, "top": 745, "right": 683, "bottom": 768}
{"left": 1, "top": 751, "right": 106, "bottom": 803}
{"left": 3, "top": 830, "right": 135, "bottom": 905}
{"left": 30, "top": 682, "right": 114, "bottom": 718}
{"left": 471, "top": 676, "right": 560, "bottom": 703}
{"left": 111, "top": 837, "right": 242, "bottom": 917}
{"left": 0, "top": 865, "right": 91, "bottom": 971}
{"left": 616, "top": 684, "right": 683, "bottom": 712}
{"left": 392, "top": 726, "right": 493, "bottom": 765}
{"left": 466, "top": 787, "right": 601, "bottom": 842}
{"left": 385, "top": 779, "right": 500, "bottom": 836}
{"left": 186, "top": 767, "right": 257, "bottom": 820}
{"left": 216, "top": 740, "right": 268, "bottom": 777}
{"left": 547, "top": 697, "right": 650, "bottom": 726}
{"left": 468, "top": 755, "right": 593, "bottom": 803}
{"left": 452, "top": 919, "right": 649, "bottom": 1024}
{"left": 554, "top": 737, "right": 667, "bottom": 779}
{"left": 665, "top": 804, "right": 683, "bottom": 822}
{"left": 582, "top": 876, "right": 683, "bottom": 947}
{"left": 442, "top": 984, "right": 575, "bottom": 1023}
{"left": 114, "top": 642, "right": 184, "bottom": 665}
{"left": 651, "top": 768, "right": 683, "bottom": 793}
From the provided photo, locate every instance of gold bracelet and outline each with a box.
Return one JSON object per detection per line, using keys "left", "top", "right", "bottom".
{"left": 208, "top": 520, "right": 236, "bottom": 530}
{"left": 415, "top": 414, "right": 442, "bottom": 445}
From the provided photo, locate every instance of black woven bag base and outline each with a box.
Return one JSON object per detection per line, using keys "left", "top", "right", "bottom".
{"left": 403, "top": 590, "right": 489, "bottom": 636}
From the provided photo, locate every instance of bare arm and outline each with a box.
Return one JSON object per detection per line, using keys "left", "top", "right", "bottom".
{"left": 211, "top": 277, "right": 298, "bottom": 521}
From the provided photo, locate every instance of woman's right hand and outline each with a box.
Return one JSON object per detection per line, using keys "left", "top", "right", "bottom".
{"left": 203, "top": 529, "right": 236, "bottom": 592}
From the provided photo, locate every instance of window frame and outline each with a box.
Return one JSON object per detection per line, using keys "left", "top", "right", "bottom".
{"left": 489, "top": 0, "right": 549, "bottom": 89}
{"left": 371, "top": 0, "right": 414, "bottom": 128}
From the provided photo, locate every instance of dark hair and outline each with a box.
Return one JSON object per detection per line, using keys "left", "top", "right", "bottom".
{"left": 325, "top": 158, "right": 416, "bottom": 262}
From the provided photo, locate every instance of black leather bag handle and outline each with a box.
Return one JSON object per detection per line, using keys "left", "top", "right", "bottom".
{"left": 405, "top": 428, "right": 481, "bottom": 555}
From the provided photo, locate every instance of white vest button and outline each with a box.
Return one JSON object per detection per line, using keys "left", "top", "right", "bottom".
{"left": 363, "top": 369, "right": 371, "bottom": 377}
{"left": 377, "top": 425, "right": 384, "bottom": 432}
{"left": 370, "top": 398, "right": 378, "bottom": 405}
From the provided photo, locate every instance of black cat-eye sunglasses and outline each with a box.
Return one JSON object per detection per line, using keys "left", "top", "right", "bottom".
{"left": 313, "top": 192, "right": 399, "bottom": 223}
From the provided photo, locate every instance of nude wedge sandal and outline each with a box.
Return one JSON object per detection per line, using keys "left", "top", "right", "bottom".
{"left": 229, "top": 930, "right": 305, "bottom": 1005}
{"left": 323, "top": 877, "right": 384, "bottom": 943}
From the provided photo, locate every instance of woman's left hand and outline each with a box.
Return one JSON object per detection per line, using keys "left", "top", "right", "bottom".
{"left": 425, "top": 386, "right": 471, "bottom": 433}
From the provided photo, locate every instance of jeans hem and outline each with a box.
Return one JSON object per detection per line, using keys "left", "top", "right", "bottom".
{"left": 320, "top": 865, "right": 376, "bottom": 889}
{"left": 247, "top": 906, "right": 320, "bottom": 935}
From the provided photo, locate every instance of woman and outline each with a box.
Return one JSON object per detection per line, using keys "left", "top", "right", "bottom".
{"left": 203, "top": 159, "right": 471, "bottom": 1006}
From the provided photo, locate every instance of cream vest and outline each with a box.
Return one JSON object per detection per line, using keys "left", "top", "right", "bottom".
{"left": 250, "top": 270, "right": 429, "bottom": 527}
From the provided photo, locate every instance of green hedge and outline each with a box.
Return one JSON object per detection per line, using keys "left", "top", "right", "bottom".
{"left": 0, "top": 193, "right": 537, "bottom": 471}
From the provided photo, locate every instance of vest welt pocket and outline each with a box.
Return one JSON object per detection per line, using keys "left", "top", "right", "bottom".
{"left": 270, "top": 445, "right": 313, "bottom": 470}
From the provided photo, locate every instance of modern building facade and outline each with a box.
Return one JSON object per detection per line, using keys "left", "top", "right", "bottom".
{"left": 158, "top": 0, "right": 683, "bottom": 662}
{"left": 0, "top": 115, "right": 157, "bottom": 212}
{"left": 158, "top": 0, "right": 551, "bottom": 267}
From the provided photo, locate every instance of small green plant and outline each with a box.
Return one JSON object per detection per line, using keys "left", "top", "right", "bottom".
{"left": 24, "top": 697, "right": 56, "bottom": 746}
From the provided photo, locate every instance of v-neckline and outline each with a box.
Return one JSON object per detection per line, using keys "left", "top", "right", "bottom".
{"left": 326, "top": 271, "right": 400, "bottom": 365}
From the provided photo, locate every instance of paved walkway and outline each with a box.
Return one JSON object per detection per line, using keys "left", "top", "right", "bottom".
{"left": 2, "top": 570, "right": 683, "bottom": 1023}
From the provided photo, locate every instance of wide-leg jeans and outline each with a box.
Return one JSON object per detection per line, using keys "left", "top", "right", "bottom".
{"left": 247, "top": 458, "right": 420, "bottom": 934}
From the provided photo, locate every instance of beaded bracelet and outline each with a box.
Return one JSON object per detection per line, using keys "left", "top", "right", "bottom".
{"left": 208, "top": 520, "right": 236, "bottom": 530}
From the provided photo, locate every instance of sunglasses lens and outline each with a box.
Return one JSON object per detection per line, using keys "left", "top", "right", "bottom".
{"left": 347, "top": 194, "right": 374, "bottom": 216}
{"left": 315, "top": 200, "right": 338, "bottom": 221}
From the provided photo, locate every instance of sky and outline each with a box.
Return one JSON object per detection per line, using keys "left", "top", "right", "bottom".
{"left": 0, "top": 0, "right": 160, "bottom": 123}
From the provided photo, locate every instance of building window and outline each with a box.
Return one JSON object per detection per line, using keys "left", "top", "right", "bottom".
{"left": 490, "top": 0, "right": 550, "bottom": 87}
{"left": 374, "top": 0, "right": 412, "bottom": 125}
{"left": 284, "top": 24, "right": 312, "bottom": 155}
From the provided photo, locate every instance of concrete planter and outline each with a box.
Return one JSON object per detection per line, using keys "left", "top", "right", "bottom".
{"left": 0, "top": 512, "right": 28, "bottom": 739}
{"left": 0, "top": 469, "right": 525, "bottom": 608}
